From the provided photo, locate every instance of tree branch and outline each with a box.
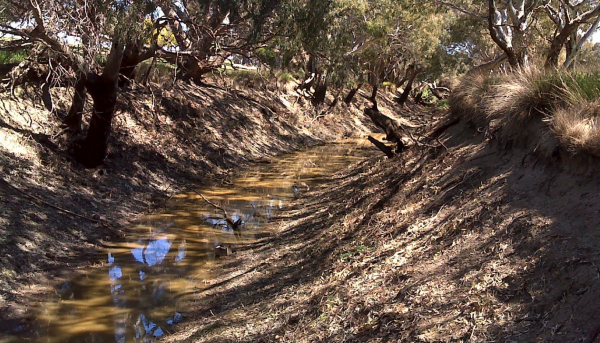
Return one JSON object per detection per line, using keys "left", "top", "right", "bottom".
{"left": 436, "top": 0, "right": 487, "bottom": 20}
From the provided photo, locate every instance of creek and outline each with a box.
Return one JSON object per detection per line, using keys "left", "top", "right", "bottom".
{"left": 10, "top": 140, "right": 376, "bottom": 343}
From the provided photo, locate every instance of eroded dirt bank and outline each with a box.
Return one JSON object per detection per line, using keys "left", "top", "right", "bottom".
{"left": 0, "top": 82, "right": 382, "bottom": 333}
{"left": 161, "top": 116, "right": 600, "bottom": 342}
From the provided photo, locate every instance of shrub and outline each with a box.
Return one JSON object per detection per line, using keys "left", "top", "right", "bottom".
{"left": 451, "top": 66, "right": 600, "bottom": 158}
{"left": 277, "top": 72, "right": 296, "bottom": 83}
{"left": 0, "top": 50, "right": 27, "bottom": 64}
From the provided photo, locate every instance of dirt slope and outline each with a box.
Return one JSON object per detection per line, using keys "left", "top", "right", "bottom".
{"left": 161, "top": 115, "right": 600, "bottom": 342}
{"left": 0, "top": 82, "right": 380, "bottom": 333}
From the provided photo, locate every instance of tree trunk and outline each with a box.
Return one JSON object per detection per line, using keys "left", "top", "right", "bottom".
{"left": 344, "top": 83, "right": 362, "bottom": 104}
{"left": 364, "top": 107, "right": 405, "bottom": 153}
{"left": 177, "top": 56, "right": 212, "bottom": 84}
{"left": 64, "top": 77, "right": 87, "bottom": 131}
{"left": 73, "top": 74, "right": 119, "bottom": 168}
{"left": 119, "top": 44, "right": 141, "bottom": 86}
{"left": 312, "top": 76, "right": 328, "bottom": 106}
{"left": 72, "top": 39, "right": 124, "bottom": 168}
{"left": 367, "top": 136, "right": 395, "bottom": 158}
{"left": 545, "top": 23, "right": 577, "bottom": 68}
{"left": 119, "top": 44, "right": 158, "bottom": 86}
{"left": 466, "top": 53, "right": 508, "bottom": 75}
{"left": 396, "top": 67, "right": 420, "bottom": 106}
{"left": 41, "top": 81, "right": 53, "bottom": 112}
{"left": 564, "top": 14, "right": 600, "bottom": 69}
{"left": 487, "top": 0, "right": 521, "bottom": 68}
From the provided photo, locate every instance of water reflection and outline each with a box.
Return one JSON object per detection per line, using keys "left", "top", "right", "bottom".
{"left": 13, "top": 141, "right": 374, "bottom": 343}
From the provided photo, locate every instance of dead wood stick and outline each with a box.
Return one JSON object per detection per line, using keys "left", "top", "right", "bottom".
{"left": 429, "top": 117, "right": 460, "bottom": 139}
{"left": 0, "top": 176, "right": 104, "bottom": 224}
{"left": 191, "top": 189, "right": 242, "bottom": 228}
{"left": 191, "top": 189, "right": 228, "bottom": 217}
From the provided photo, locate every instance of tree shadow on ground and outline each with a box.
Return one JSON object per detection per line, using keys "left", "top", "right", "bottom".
{"left": 166, "top": 121, "right": 600, "bottom": 342}
{"left": 0, "top": 81, "right": 379, "bottom": 335}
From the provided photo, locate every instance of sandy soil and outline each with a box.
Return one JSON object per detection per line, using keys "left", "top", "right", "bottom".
{"left": 159, "top": 113, "right": 600, "bottom": 342}
{"left": 0, "top": 81, "right": 380, "bottom": 334}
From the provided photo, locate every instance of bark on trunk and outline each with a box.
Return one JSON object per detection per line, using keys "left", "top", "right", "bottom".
{"left": 41, "top": 82, "right": 53, "bottom": 112}
{"left": 72, "top": 39, "right": 124, "bottom": 168}
{"left": 344, "top": 83, "right": 362, "bottom": 104}
{"left": 397, "top": 82, "right": 412, "bottom": 105}
{"left": 367, "top": 136, "right": 395, "bottom": 158}
{"left": 312, "top": 77, "right": 327, "bottom": 106}
{"left": 466, "top": 53, "right": 508, "bottom": 76}
{"left": 73, "top": 75, "right": 119, "bottom": 168}
{"left": 487, "top": 0, "right": 521, "bottom": 68}
{"left": 177, "top": 56, "right": 213, "bottom": 84}
{"left": 119, "top": 44, "right": 158, "bottom": 86}
{"left": 364, "top": 107, "right": 405, "bottom": 153}
{"left": 545, "top": 23, "right": 577, "bottom": 68}
{"left": 396, "top": 67, "right": 419, "bottom": 106}
{"left": 64, "top": 77, "right": 87, "bottom": 131}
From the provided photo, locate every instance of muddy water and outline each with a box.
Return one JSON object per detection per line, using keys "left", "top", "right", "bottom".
{"left": 10, "top": 141, "right": 375, "bottom": 343}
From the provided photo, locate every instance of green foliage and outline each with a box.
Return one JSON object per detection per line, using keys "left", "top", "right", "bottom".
{"left": 277, "top": 72, "right": 296, "bottom": 83}
{"left": 255, "top": 47, "right": 277, "bottom": 68}
{"left": 564, "top": 71, "right": 600, "bottom": 101}
{"left": 437, "top": 99, "right": 450, "bottom": 109}
{"left": 382, "top": 81, "right": 396, "bottom": 91}
{"left": 297, "top": 68, "right": 306, "bottom": 80}
{"left": 0, "top": 50, "right": 26, "bottom": 64}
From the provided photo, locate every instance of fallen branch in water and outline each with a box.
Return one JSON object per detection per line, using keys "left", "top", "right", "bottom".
{"left": 191, "top": 189, "right": 243, "bottom": 229}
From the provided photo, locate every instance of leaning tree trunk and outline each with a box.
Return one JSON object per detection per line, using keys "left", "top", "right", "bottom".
{"left": 64, "top": 77, "right": 87, "bottom": 131}
{"left": 466, "top": 53, "right": 508, "bottom": 76}
{"left": 396, "top": 66, "right": 420, "bottom": 106}
{"left": 364, "top": 106, "right": 405, "bottom": 153}
{"left": 72, "top": 41, "right": 124, "bottom": 168}
{"left": 344, "top": 83, "right": 362, "bottom": 104}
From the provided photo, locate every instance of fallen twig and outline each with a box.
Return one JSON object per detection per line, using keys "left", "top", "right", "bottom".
{"left": 191, "top": 189, "right": 243, "bottom": 229}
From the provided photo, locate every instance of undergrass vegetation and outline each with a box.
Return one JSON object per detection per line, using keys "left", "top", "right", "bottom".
{"left": 450, "top": 67, "right": 600, "bottom": 157}
{"left": 0, "top": 50, "right": 27, "bottom": 64}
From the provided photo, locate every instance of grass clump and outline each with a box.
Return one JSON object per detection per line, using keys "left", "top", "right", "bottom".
{"left": 277, "top": 72, "right": 296, "bottom": 83}
{"left": 0, "top": 50, "right": 27, "bottom": 64}
{"left": 451, "top": 66, "right": 600, "bottom": 158}
{"left": 552, "top": 102, "right": 600, "bottom": 156}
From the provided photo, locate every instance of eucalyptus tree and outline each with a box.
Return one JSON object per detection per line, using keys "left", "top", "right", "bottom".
{"left": 436, "top": 0, "right": 543, "bottom": 68}
{"left": 436, "top": 0, "right": 600, "bottom": 70}
{"left": 271, "top": 0, "right": 446, "bottom": 104}
{"left": 157, "top": 0, "right": 286, "bottom": 83}
{"left": 0, "top": 0, "right": 151, "bottom": 167}
{"left": 544, "top": 0, "right": 600, "bottom": 68}
{"left": 0, "top": 0, "right": 290, "bottom": 168}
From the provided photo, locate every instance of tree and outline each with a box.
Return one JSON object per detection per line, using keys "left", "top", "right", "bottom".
{"left": 1, "top": 0, "right": 149, "bottom": 167}
{"left": 436, "top": 0, "right": 600, "bottom": 71}
{"left": 156, "top": 0, "right": 286, "bottom": 83}
{"left": 1, "top": 0, "right": 290, "bottom": 167}
{"left": 544, "top": 0, "right": 600, "bottom": 68}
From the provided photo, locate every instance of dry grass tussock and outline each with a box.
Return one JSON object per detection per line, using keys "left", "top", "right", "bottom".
{"left": 451, "top": 66, "right": 600, "bottom": 159}
{"left": 552, "top": 101, "right": 600, "bottom": 156}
